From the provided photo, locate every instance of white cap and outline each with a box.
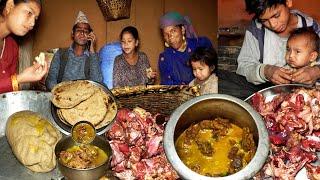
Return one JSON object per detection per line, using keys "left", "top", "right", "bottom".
{"left": 74, "top": 11, "right": 89, "bottom": 25}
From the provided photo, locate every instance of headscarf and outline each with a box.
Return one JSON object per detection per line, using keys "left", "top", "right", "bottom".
{"left": 160, "top": 11, "right": 197, "bottom": 39}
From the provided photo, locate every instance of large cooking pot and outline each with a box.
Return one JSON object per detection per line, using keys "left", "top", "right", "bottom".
{"left": 164, "top": 94, "right": 269, "bottom": 180}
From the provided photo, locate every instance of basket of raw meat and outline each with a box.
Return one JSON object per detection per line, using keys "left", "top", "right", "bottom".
{"left": 245, "top": 84, "right": 320, "bottom": 180}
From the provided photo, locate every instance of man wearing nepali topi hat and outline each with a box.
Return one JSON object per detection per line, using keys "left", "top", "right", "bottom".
{"left": 46, "top": 11, "right": 102, "bottom": 90}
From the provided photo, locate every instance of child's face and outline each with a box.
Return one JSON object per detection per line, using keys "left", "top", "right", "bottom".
{"left": 121, "top": 32, "right": 138, "bottom": 54}
{"left": 7, "top": 0, "right": 41, "bottom": 36}
{"left": 285, "top": 36, "right": 316, "bottom": 68}
{"left": 191, "top": 61, "right": 212, "bottom": 82}
{"left": 258, "top": 3, "right": 291, "bottom": 33}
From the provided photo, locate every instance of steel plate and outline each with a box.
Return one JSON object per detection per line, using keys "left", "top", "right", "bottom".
{"left": 0, "top": 136, "right": 63, "bottom": 180}
{"left": 0, "top": 91, "right": 59, "bottom": 136}
{"left": 0, "top": 90, "right": 116, "bottom": 179}
{"left": 245, "top": 84, "right": 311, "bottom": 102}
{"left": 245, "top": 84, "right": 319, "bottom": 179}
{"left": 50, "top": 80, "right": 118, "bottom": 136}
{"left": 0, "top": 90, "right": 64, "bottom": 179}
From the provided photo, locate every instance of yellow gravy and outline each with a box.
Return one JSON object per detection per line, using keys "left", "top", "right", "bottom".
{"left": 175, "top": 123, "right": 251, "bottom": 176}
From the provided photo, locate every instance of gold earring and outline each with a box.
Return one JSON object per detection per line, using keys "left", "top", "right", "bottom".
{"left": 164, "top": 42, "right": 169, "bottom": 47}
{"left": 182, "top": 36, "right": 185, "bottom": 41}
{"left": 310, "top": 61, "right": 316, "bottom": 67}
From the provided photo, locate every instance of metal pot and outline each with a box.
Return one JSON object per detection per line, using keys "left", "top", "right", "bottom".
{"left": 55, "top": 135, "right": 112, "bottom": 180}
{"left": 164, "top": 94, "right": 269, "bottom": 180}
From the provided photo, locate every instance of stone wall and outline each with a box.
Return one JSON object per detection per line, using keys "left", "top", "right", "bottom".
{"left": 217, "top": 46, "right": 241, "bottom": 72}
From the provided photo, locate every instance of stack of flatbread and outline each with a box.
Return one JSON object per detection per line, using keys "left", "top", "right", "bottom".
{"left": 51, "top": 80, "right": 117, "bottom": 129}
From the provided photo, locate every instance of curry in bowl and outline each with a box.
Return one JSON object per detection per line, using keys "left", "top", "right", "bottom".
{"left": 175, "top": 117, "right": 256, "bottom": 177}
{"left": 59, "top": 144, "right": 108, "bottom": 169}
{"left": 55, "top": 135, "right": 112, "bottom": 180}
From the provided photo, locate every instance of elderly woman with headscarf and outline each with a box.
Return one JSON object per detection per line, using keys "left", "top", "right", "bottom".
{"left": 158, "top": 11, "right": 213, "bottom": 85}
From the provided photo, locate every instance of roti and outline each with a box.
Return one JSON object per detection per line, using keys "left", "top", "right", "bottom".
{"left": 96, "top": 101, "right": 117, "bottom": 129}
{"left": 51, "top": 80, "right": 96, "bottom": 108}
{"left": 56, "top": 109, "right": 72, "bottom": 126}
{"left": 59, "top": 90, "right": 107, "bottom": 126}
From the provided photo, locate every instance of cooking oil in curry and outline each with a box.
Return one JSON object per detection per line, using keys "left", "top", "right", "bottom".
{"left": 175, "top": 124, "right": 244, "bottom": 176}
{"left": 61, "top": 145, "right": 108, "bottom": 168}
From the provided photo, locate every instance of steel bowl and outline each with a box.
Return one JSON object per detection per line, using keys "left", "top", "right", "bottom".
{"left": 164, "top": 94, "right": 270, "bottom": 180}
{"left": 55, "top": 135, "right": 112, "bottom": 180}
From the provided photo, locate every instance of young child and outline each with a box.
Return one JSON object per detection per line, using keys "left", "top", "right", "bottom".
{"left": 189, "top": 47, "right": 218, "bottom": 95}
{"left": 285, "top": 28, "right": 319, "bottom": 73}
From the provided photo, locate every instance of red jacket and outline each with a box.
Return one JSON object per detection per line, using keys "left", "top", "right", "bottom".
{"left": 0, "top": 36, "right": 19, "bottom": 93}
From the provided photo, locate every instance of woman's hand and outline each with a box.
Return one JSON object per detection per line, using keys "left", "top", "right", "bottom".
{"left": 264, "top": 65, "right": 292, "bottom": 85}
{"left": 291, "top": 66, "right": 320, "bottom": 85}
{"left": 17, "top": 61, "right": 49, "bottom": 84}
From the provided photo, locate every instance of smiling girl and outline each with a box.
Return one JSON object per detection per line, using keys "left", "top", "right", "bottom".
{"left": 0, "top": 0, "right": 48, "bottom": 93}
{"left": 112, "top": 26, "right": 156, "bottom": 88}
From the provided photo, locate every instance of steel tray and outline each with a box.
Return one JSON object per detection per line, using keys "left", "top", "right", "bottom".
{"left": 245, "top": 84, "right": 319, "bottom": 179}
{"left": 0, "top": 90, "right": 116, "bottom": 179}
{"left": 0, "top": 90, "right": 64, "bottom": 179}
{"left": 50, "top": 80, "right": 117, "bottom": 136}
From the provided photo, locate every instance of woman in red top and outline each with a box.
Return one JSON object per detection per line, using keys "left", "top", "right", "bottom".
{"left": 0, "top": 0, "right": 48, "bottom": 93}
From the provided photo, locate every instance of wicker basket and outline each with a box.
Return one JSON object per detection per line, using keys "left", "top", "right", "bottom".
{"left": 111, "top": 85, "right": 200, "bottom": 116}
{"left": 96, "top": 0, "right": 132, "bottom": 21}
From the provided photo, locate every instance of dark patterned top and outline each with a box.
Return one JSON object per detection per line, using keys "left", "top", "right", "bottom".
{"left": 112, "top": 51, "right": 151, "bottom": 88}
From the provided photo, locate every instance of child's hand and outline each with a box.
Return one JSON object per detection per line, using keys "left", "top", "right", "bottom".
{"left": 150, "top": 71, "right": 157, "bottom": 78}
{"left": 146, "top": 68, "right": 157, "bottom": 84}
{"left": 146, "top": 68, "right": 154, "bottom": 79}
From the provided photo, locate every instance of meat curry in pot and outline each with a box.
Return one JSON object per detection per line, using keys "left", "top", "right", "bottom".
{"left": 175, "top": 117, "right": 256, "bottom": 177}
